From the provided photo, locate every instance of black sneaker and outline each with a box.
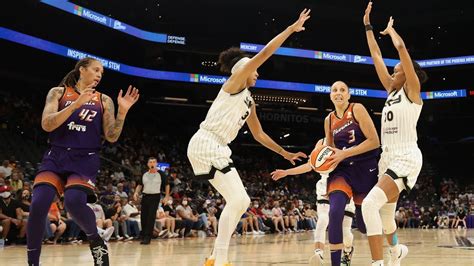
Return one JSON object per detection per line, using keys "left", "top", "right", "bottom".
{"left": 341, "top": 246, "right": 354, "bottom": 266}
{"left": 140, "top": 236, "right": 151, "bottom": 245}
{"left": 89, "top": 238, "right": 109, "bottom": 266}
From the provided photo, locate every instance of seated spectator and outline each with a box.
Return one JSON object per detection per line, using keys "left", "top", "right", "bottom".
{"left": 176, "top": 197, "right": 205, "bottom": 237}
{"left": 454, "top": 207, "right": 467, "bottom": 229}
{"left": 115, "top": 182, "right": 128, "bottom": 199}
{"left": 395, "top": 207, "right": 408, "bottom": 228}
{"left": 120, "top": 197, "right": 140, "bottom": 238}
{"left": 46, "top": 199, "right": 66, "bottom": 244}
{"left": 155, "top": 204, "right": 178, "bottom": 238}
{"left": 271, "top": 201, "right": 286, "bottom": 234}
{"left": 250, "top": 200, "right": 271, "bottom": 233}
{"left": 0, "top": 185, "right": 26, "bottom": 245}
{"left": 9, "top": 169, "right": 23, "bottom": 193}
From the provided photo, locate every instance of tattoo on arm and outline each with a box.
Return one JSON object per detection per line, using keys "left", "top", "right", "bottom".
{"left": 42, "top": 87, "right": 67, "bottom": 131}
{"left": 104, "top": 95, "right": 125, "bottom": 142}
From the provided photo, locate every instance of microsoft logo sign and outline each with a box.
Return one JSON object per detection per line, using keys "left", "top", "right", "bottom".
{"left": 190, "top": 74, "right": 199, "bottom": 82}
{"left": 73, "top": 5, "right": 83, "bottom": 16}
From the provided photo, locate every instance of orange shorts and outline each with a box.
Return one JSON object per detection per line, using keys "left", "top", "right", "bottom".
{"left": 34, "top": 171, "right": 96, "bottom": 196}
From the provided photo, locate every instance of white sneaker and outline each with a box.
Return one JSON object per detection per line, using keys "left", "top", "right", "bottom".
{"left": 252, "top": 230, "right": 259, "bottom": 235}
{"left": 388, "top": 244, "right": 408, "bottom": 266}
{"left": 258, "top": 230, "right": 265, "bottom": 235}
{"left": 309, "top": 249, "right": 324, "bottom": 265}
{"left": 102, "top": 227, "right": 115, "bottom": 242}
{"left": 158, "top": 229, "right": 168, "bottom": 238}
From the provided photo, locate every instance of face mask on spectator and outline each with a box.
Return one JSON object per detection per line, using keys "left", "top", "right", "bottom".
{"left": 203, "top": 203, "right": 208, "bottom": 208}
{"left": 182, "top": 200, "right": 188, "bottom": 206}
{"left": 254, "top": 204, "right": 259, "bottom": 208}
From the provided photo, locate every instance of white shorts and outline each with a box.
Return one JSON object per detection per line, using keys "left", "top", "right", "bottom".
{"left": 187, "top": 129, "right": 233, "bottom": 177}
{"left": 316, "top": 178, "right": 328, "bottom": 200}
{"left": 378, "top": 145, "right": 422, "bottom": 192}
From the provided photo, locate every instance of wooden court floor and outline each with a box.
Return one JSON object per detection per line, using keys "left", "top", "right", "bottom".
{"left": 1, "top": 229, "right": 473, "bottom": 265}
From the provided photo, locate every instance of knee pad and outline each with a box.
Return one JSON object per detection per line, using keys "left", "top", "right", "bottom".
{"left": 380, "top": 203, "right": 397, "bottom": 234}
{"left": 361, "top": 187, "right": 388, "bottom": 236}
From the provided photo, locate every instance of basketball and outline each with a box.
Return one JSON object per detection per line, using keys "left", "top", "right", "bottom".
{"left": 309, "top": 145, "right": 336, "bottom": 174}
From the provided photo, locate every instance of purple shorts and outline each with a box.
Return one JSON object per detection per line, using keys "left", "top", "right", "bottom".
{"left": 327, "top": 157, "right": 378, "bottom": 204}
{"left": 35, "top": 146, "right": 99, "bottom": 195}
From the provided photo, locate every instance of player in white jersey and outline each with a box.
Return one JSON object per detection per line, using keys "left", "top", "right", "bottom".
{"left": 188, "top": 9, "right": 310, "bottom": 266}
{"left": 271, "top": 138, "right": 356, "bottom": 266}
{"left": 361, "top": 2, "right": 428, "bottom": 266}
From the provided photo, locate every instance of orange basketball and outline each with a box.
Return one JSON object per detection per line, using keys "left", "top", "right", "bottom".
{"left": 309, "top": 145, "right": 336, "bottom": 174}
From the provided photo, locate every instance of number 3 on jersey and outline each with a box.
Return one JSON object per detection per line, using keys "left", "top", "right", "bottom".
{"left": 384, "top": 110, "right": 393, "bottom": 122}
{"left": 79, "top": 109, "right": 97, "bottom": 122}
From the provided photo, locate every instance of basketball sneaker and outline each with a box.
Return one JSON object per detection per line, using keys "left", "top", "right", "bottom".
{"left": 89, "top": 238, "right": 109, "bottom": 266}
{"left": 341, "top": 246, "right": 354, "bottom": 266}
{"left": 388, "top": 244, "right": 408, "bottom": 266}
{"left": 308, "top": 248, "right": 324, "bottom": 265}
{"left": 203, "top": 258, "right": 215, "bottom": 266}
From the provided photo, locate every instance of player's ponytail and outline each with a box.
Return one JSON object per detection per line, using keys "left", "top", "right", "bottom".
{"left": 412, "top": 60, "right": 428, "bottom": 84}
{"left": 59, "top": 57, "right": 98, "bottom": 88}
{"left": 218, "top": 47, "right": 248, "bottom": 74}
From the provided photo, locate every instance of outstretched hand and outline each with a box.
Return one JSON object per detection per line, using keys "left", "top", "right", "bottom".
{"left": 363, "top": 1, "right": 372, "bottom": 25}
{"left": 380, "top": 16, "right": 395, "bottom": 35}
{"left": 271, "top": 169, "right": 288, "bottom": 181}
{"left": 290, "top": 8, "right": 311, "bottom": 32}
{"left": 282, "top": 151, "right": 307, "bottom": 166}
{"left": 117, "top": 85, "right": 140, "bottom": 112}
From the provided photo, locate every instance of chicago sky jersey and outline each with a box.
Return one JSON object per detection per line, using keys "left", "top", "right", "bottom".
{"left": 381, "top": 88, "right": 422, "bottom": 147}
{"left": 199, "top": 88, "right": 253, "bottom": 144}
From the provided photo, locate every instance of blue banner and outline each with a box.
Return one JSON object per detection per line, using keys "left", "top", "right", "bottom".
{"left": 241, "top": 42, "right": 474, "bottom": 68}
{"left": 240, "top": 42, "right": 398, "bottom": 67}
{"left": 0, "top": 27, "right": 466, "bottom": 100}
{"left": 422, "top": 90, "right": 467, "bottom": 99}
{"left": 417, "top": 56, "right": 474, "bottom": 68}
{"left": 40, "top": 0, "right": 184, "bottom": 45}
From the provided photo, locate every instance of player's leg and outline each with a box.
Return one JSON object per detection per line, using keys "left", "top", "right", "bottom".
{"left": 327, "top": 176, "right": 352, "bottom": 266}
{"left": 208, "top": 167, "right": 250, "bottom": 266}
{"left": 341, "top": 199, "right": 355, "bottom": 266}
{"left": 310, "top": 201, "right": 329, "bottom": 265}
{"left": 27, "top": 171, "right": 63, "bottom": 266}
{"left": 65, "top": 174, "right": 109, "bottom": 266}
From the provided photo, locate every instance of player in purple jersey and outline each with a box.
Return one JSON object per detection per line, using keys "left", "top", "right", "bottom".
{"left": 27, "top": 57, "right": 139, "bottom": 266}
{"left": 323, "top": 81, "right": 380, "bottom": 265}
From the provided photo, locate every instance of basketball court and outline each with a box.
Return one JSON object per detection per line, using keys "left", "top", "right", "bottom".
{"left": 2, "top": 229, "right": 473, "bottom": 265}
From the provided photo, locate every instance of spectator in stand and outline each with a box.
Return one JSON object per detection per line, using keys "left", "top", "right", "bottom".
{"left": 176, "top": 197, "right": 205, "bottom": 237}
{"left": 115, "top": 182, "right": 128, "bottom": 198}
{"left": 0, "top": 160, "right": 12, "bottom": 179}
{"left": 271, "top": 201, "right": 286, "bottom": 234}
{"left": 250, "top": 200, "right": 271, "bottom": 233}
{"left": 18, "top": 189, "right": 31, "bottom": 229}
{"left": 454, "top": 207, "right": 467, "bottom": 229}
{"left": 0, "top": 185, "right": 27, "bottom": 245}
{"left": 10, "top": 169, "right": 23, "bottom": 193}
{"left": 87, "top": 200, "right": 114, "bottom": 234}
{"left": 120, "top": 197, "right": 140, "bottom": 238}
{"left": 47, "top": 199, "right": 66, "bottom": 244}
{"left": 395, "top": 207, "right": 407, "bottom": 228}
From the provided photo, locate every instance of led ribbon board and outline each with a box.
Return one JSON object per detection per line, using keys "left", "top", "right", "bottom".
{"left": 40, "top": 0, "right": 185, "bottom": 45}
{"left": 0, "top": 27, "right": 465, "bottom": 100}
{"left": 240, "top": 43, "right": 474, "bottom": 68}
